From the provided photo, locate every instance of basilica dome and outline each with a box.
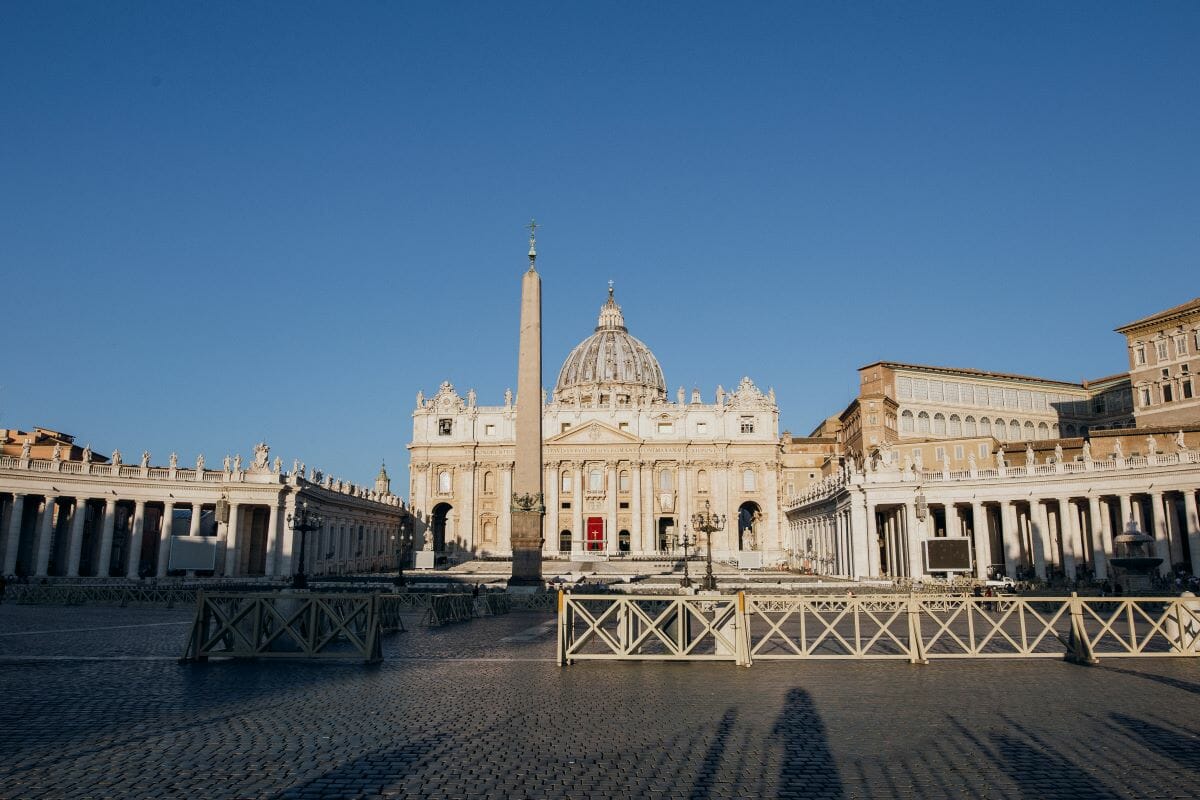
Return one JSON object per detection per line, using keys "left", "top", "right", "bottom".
{"left": 554, "top": 285, "right": 667, "bottom": 404}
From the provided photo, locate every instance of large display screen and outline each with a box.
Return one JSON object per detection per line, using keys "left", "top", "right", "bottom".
{"left": 924, "top": 538, "right": 972, "bottom": 572}
{"left": 167, "top": 536, "right": 218, "bottom": 571}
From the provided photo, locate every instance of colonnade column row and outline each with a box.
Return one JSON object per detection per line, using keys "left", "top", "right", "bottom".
{"left": 1185, "top": 491, "right": 1200, "bottom": 575}
{"left": 1088, "top": 495, "right": 1108, "bottom": 580}
{"left": 1056, "top": 497, "right": 1078, "bottom": 580}
{"left": 1031, "top": 501, "right": 1052, "bottom": 580}
{"left": 606, "top": 462, "right": 619, "bottom": 555}
{"left": 124, "top": 500, "right": 146, "bottom": 578}
{"left": 1001, "top": 501, "right": 1019, "bottom": 579}
{"left": 264, "top": 503, "right": 280, "bottom": 576}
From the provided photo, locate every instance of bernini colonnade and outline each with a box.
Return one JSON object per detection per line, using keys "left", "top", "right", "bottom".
{"left": 0, "top": 447, "right": 407, "bottom": 579}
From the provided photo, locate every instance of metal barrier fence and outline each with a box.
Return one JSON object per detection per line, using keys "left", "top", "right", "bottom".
{"left": 558, "top": 592, "right": 1200, "bottom": 666}
{"left": 8, "top": 584, "right": 199, "bottom": 608}
{"left": 421, "top": 594, "right": 477, "bottom": 626}
{"left": 182, "top": 592, "right": 384, "bottom": 662}
{"left": 475, "top": 593, "right": 512, "bottom": 616}
{"left": 509, "top": 591, "right": 557, "bottom": 612}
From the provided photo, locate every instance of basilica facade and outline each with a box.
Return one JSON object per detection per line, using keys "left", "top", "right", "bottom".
{"left": 407, "top": 287, "right": 792, "bottom": 562}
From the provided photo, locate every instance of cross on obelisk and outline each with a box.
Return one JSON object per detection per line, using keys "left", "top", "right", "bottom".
{"left": 509, "top": 219, "right": 545, "bottom": 588}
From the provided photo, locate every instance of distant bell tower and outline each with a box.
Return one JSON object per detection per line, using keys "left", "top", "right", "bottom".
{"left": 374, "top": 462, "right": 390, "bottom": 495}
{"left": 509, "top": 219, "right": 545, "bottom": 588}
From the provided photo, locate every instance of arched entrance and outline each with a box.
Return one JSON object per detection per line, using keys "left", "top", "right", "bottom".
{"left": 737, "top": 502, "right": 761, "bottom": 551}
{"left": 618, "top": 529, "right": 630, "bottom": 553}
{"left": 559, "top": 530, "right": 572, "bottom": 553}
{"left": 431, "top": 503, "right": 452, "bottom": 552}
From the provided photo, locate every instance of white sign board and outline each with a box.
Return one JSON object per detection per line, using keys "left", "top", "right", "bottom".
{"left": 738, "top": 551, "right": 763, "bottom": 570}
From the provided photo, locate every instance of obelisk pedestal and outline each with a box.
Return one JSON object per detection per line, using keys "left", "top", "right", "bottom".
{"left": 509, "top": 225, "right": 545, "bottom": 588}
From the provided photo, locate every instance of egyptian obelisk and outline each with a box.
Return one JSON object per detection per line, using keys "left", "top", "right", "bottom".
{"left": 508, "top": 220, "right": 545, "bottom": 587}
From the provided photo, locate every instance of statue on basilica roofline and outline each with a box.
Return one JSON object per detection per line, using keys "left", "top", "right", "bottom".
{"left": 504, "top": 388, "right": 513, "bottom": 408}
{"left": 252, "top": 442, "right": 270, "bottom": 472}
{"left": 273, "top": 456, "right": 282, "bottom": 474}
{"left": 467, "top": 388, "right": 476, "bottom": 408}
{"left": 416, "top": 390, "right": 424, "bottom": 408}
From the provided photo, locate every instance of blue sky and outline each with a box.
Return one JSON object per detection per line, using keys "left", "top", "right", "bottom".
{"left": 2, "top": 2, "right": 1197, "bottom": 492}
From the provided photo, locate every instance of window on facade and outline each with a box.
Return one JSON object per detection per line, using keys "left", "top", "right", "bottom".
{"left": 935, "top": 446, "right": 945, "bottom": 462}
{"left": 438, "top": 418, "right": 453, "bottom": 436}
{"left": 484, "top": 424, "right": 496, "bottom": 436}
{"left": 1023, "top": 421, "right": 1035, "bottom": 440}
{"left": 964, "top": 416, "right": 977, "bottom": 436}
{"left": 657, "top": 422, "right": 673, "bottom": 434}
{"left": 1018, "top": 391, "right": 1031, "bottom": 410}
{"left": 588, "top": 469, "right": 603, "bottom": 491}
{"left": 1184, "top": 380, "right": 1194, "bottom": 400}
{"left": 619, "top": 470, "right": 630, "bottom": 492}
{"left": 912, "top": 379, "right": 928, "bottom": 400}
{"left": 740, "top": 417, "right": 755, "bottom": 434}
{"left": 897, "top": 377, "right": 912, "bottom": 399}
{"left": 948, "top": 415, "right": 961, "bottom": 437}
{"left": 932, "top": 413, "right": 946, "bottom": 435}
{"left": 868, "top": 414, "right": 879, "bottom": 425}
{"left": 438, "top": 471, "right": 451, "bottom": 493}
{"left": 483, "top": 471, "right": 494, "bottom": 494}
{"left": 1163, "top": 384, "right": 1174, "bottom": 403}
{"left": 994, "top": 419, "right": 1005, "bottom": 440}
{"left": 1155, "top": 340, "right": 1168, "bottom": 360}
{"left": 1175, "top": 336, "right": 1188, "bottom": 357}
{"left": 929, "top": 381, "right": 944, "bottom": 402}
{"left": 1140, "top": 387, "right": 1152, "bottom": 406}
{"left": 1134, "top": 345, "right": 1145, "bottom": 365}
{"left": 1009, "top": 421, "right": 1021, "bottom": 440}
{"left": 954, "top": 445, "right": 964, "bottom": 459}
{"left": 979, "top": 443, "right": 989, "bottom": 458}
{"left": 561, "top": 472, "right": 572, "bottom": 492}
{"left": 901, "top": 410, "right": 915, "bottom": 432}
{"left": 696, "top": 469, "right": 709, "bottom": 493}
{"left": 742, "top": 469, "right": 756, "bottom": 491}
{"left": 1162, "top": 368, "right": 1170, "bottom": 380}
{"left": 980, "top": 417, "right": 991, "bottom": 436}
{"left": 917, "top": 411, "right": 930, "bottom": 433}
{"left": 1037, "top": 422, "right": 1049, "bottom": 439}
{"left": 944, "top": 383, "right": 959, "bottom": 404}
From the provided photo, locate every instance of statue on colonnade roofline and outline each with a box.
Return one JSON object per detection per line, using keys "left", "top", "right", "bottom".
{"left": 223, "top": 455, "right": 231, "bottom": 472}
{"left": 995, "top": 447, "right": 1006, "bottom": 469}
{"left": 504, "top": 388, "right": 513, "bottom": 408}
{"left": 170, "top": 452, "right": 178, "bottom": 468}
{"left": 416, "top": 390, "right": 424, "bottom": 408}
{"left": 1054, "top": 443, "right": 1064, "bottom": 463}
{"left": 196, "top": 454, "right": 205, "bottom": 472}
{"left": 1146, "top": 435, "right": 1157, "bottom": 455}
{"left": 1176, "top": 430, "right": 1188, "bottom": 451}
{"left": 273, "top": 456, "right": 281, "bottom": 474}
{"left": 20, "top": 439, "right": 32, "bottom": 459}
{"left": 52, "top": 442, "right": 63, "bottom": 461}
{"left": 967, "top": 452, "right": 977, "bottom": 470}
{"left": 1082, "top": 440, "right": 1092, "bottom": 461}
{"left": 140, "top": 450, "right": 149, "bottom": 469}
{"left": 1025, "top": 444, "right": 1035, "bottom": 467}
{"left": 292, "top": 458, "right": 300, "bottom": 475}
{"left": 111, "top": 449, "right": 122, "bottom": 466}
{"left": 82, "top": 444, "right": 92, "bottom": 464}
{"left": 233, "top": 454, "right": 242, "bottom": 472}
{"left": 716, "top": 385, "right": 725, "bottom": 406}
{"left": 1113, "top": 440, "right": 1123, "bottom": 459}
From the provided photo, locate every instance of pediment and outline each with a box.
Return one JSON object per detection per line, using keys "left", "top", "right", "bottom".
{"left": 546, "top": 420, "right": 641, "bottom": 445}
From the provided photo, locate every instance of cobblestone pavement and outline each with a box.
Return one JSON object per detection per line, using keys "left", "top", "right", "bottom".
{"left": 1, "top": 604, "right": 1198, "bottom": 799}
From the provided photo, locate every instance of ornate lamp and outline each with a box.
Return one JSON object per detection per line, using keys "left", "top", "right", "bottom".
{"left": 691, "top": 500, "right": 727, "bottom": 591}
{"left": 286, "top": 500, "right": 323, "bottom": 590}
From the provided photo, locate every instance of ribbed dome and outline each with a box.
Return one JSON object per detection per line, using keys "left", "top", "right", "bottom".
{"left": 554, "top": 285, "right": 667, "bottom": 402}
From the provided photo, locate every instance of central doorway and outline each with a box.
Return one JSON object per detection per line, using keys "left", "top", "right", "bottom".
{"left": 585, "top": 517, "right": 604, "bottom": 551}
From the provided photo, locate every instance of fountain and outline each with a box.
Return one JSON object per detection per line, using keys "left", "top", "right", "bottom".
{"left": 1108, "top": 518, "right": 1163, "bottom": 593}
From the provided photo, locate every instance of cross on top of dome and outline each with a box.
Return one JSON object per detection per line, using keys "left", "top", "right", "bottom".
{"left": 597, "top": 281, "right": 626, "bottom": 331}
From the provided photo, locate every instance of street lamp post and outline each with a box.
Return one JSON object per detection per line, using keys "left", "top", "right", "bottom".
{"left": 393, "top": 519, "right": 412, "bottom": 588}
{"left": 677, "top": 526, "right": 696, "bottom": 588}
{"left": 286, "top": 500, "right": 323, "bottom": 590}
{"left": 691, "top": 499, "right": 726, "bottom": 592}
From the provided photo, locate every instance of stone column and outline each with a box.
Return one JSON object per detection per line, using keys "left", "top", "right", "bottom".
{"left": 499, "top": 465, "right": 513, "bottom": 554}
{"left": 1118, "top": 494, "right": 1133, "bottom": 537}
{"left": 125, "top": 500, "right": 146, "bottom": 578}
{"left": 572, "top": 463, "right": 584, "bottom": 555}
{"left": 265, "top": 503, "right": 280, "bottom": 576}
{"left": 1001, "top": 500, "right": 1019, "bottom": 579}
{"left": 1032, "top": 500, "right": 1052, "bottom": 579}
{"left": 677, "top": 464, "right": 690, "bottom": 554}
{"left": 1087, "top": 495, "right": 1108, "bottom": 580}
{"left": 188, "top": 503, "right": 203, "bottom": 537}
{"left": 1184, "top": 490, "right": 1200, "bottom": 577}
{"left": 860, "top": 500, "right": 877, "bottom": 578}
{"left": 460, "top": 465, "right": 476, "bottom": 553}
{"left": 1165, "top": 494, "right": 1185, "bottom": 566}
{"left": 902, "top": 503, "right": 921, "bottom": 578}
{"left": 34, "top": 496, "right": 58, "bottom": 577}
{"left": 97, "top": 498, "right": 117, "bottom": 578}
{"left": 156, "top": 502, "right": 175, "bottom": 577}
{"left": 545, "top": 463, "right": 559, "bottom": 555}
{"left": 970, "top": 502, "right": 988, "bottom": 580}
{"left": 1057, "top": 498, "right": 1077, "bottom": 579}
{"left": 2, "top": 494, "right": 25, "bottom": 575}
{"left": 1149, "top": 491, "right": 1171, "bottom": 576}
{"left": 606, "top": 462, "right": 619, "bottom": 555}
{"left": 719, "top": 462, "right": 733, "bottom": 553}
{"left": 630, "top": 461, "right": 642, "bottom": 555}
{"left": 223, "top": 503, "right": 240, "bottom": 576}
{"left": 66, "top": 498, "right": 88, "bottom": 577}
{"left": 642, "top": 462, "right": 656, "bottom": 553}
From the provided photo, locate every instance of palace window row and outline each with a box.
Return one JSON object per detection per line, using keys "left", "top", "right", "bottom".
{"left": 899, "top": 410, "right": 1082, "bottom": 441}
{"left": 895, "top": 377, "right": 1093, "bottom": 415}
